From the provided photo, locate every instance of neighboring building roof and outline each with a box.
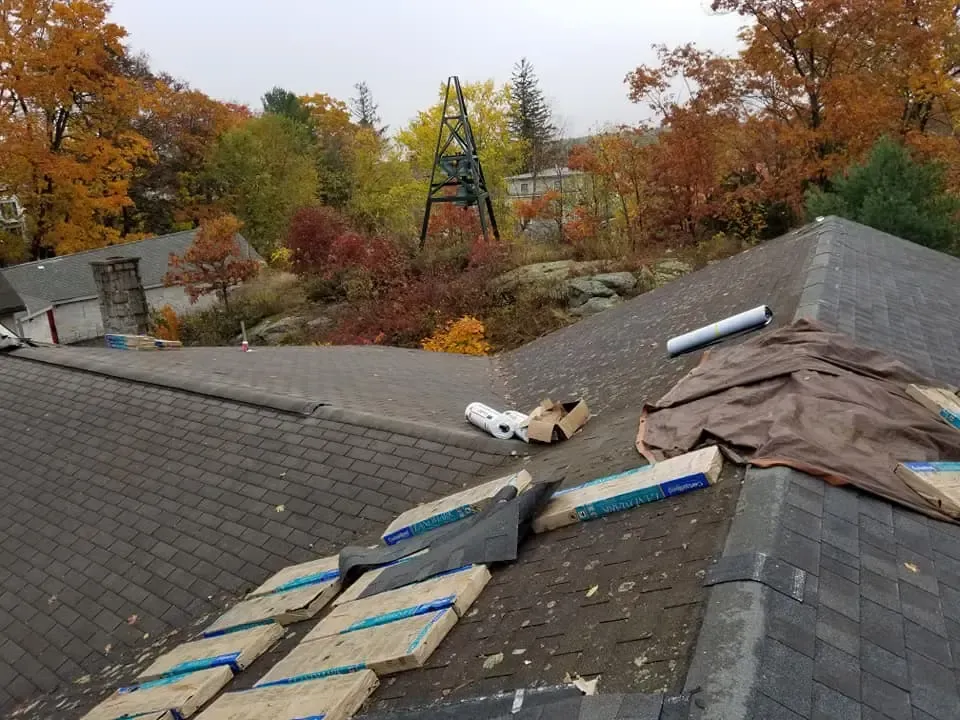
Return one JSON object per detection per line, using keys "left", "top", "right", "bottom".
{"left": 0, "top": 270, "right": 25, "bottom": 316}
{"left": 505, "top": 167, "right": 583, "bottom": 182}
{"left": 4, "top": 217, "right": 960, "bottom": 719}
{"left": 0, "top": 230, "right": 262, "bottom": 310}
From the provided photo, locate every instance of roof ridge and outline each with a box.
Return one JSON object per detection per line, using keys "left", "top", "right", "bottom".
{"left": 0, "top": 228, "right": 199, "bottom": 272}
{"left": 5, "top": 347, "right": 520, "bottom": 455}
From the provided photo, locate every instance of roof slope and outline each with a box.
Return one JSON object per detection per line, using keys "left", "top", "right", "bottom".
{"left": 0, "top": 270, "right": 24, "bottom": 315}
{"left": 0, "top": 355, "right": 508, "bottom": 711}
{"left": 0, "top": 230, "right": 262, "bottom": 309}
{"left": 686, "top": 219, "right": 960, "bottom": 720}
{"left": 799, "top": 216, "right": 960, "bottom": 385}
{"left": 500, "top": 222, "right": 819, "bottom": 418}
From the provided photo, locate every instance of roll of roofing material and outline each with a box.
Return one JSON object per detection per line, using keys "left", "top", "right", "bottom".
{"left": 667, "top": 305, "right": 774, "bottom": 357}
{"left": 465, "top": 402, "right": 516, "bottom": 440}
{"left": 502, "top": 410, "right": 530, "bottom": 442}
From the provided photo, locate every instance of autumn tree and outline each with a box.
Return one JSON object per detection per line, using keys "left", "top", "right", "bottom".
{"left": 806, "top": 137, "right": 960, "bottom": 253}
{"left": 300, "top": 93, "right": 360, "bottom": 208}
{"left": 397, "top": 79, "right": 521, "bottom": 231}
{"left": 0, "top": 0, "right": 153, "bottom": 258}
{"left": 164, "top": 215, "right": 260, "bottom": 308}
{"left": 346, "top": 128, "right": 420, "bottom": 236}
{"left": 627, "top": 0, "right": 960, "bottom": 242}
{"left": 509, "top": 58, "right": 556, "bottom": 174}
{"left": 127, "top": 70, "right": 248, "bottom": 235}
{"left": 206, "top": 114, "right": 318, "bottom": 254}
{"left": 568, "top": 129, "right": 654, "bottom": 247}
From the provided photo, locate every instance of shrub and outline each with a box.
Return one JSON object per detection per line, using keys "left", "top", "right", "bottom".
{"left": 286, "top": 206, "right": 351, "bottom": 276}
{"left": 178, "top": 271, "right": 304, "bottom": 346}
{"left": 152, "top": 304, "right": 181, "bottom": 341}
{"left": 806, "top": 137, "right": 960, "bottom": 254}
{"left": 422, "top": 316, "right": 491, "bottom": 356}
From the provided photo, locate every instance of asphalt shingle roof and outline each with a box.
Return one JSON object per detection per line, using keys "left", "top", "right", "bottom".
{"left": 0, "top": 230, "right": 261, "bottom": 312}
{"left": 4, "top": 216, "right": 960, "bottom": 720}
{"left": 0, "top": 270, "right": 24, "bottom": 316}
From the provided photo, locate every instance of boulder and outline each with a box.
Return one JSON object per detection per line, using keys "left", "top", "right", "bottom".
{"left": 654, "top": 259, "right": 693, "bottom": 286}
{"left": 637, "top": 266, "right": 657, "bottom": 291}
{"left": 492, "top": 260, "right": 604, "bottom": 292}
{"left": 249, "top": 316, "right": 305, "bottom": 344}
{"left": 566, "top": 277, "right": 617, "bottom": 308}
{"left": 592, "top": 272, "right": 638, "bottom": 294}
{"left": 570, "top": 295, "right": 621, "bottom": 317}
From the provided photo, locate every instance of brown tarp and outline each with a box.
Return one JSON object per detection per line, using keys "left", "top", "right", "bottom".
{"left": 636, "top": 320, "right": 960, "bottom": 523}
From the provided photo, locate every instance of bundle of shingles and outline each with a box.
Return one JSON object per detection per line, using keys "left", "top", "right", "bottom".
{"left": 79, "top": 448, "right": 725, "bottom": 720}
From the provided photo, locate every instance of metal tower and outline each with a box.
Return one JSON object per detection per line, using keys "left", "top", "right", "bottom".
{"left": 419, "top": 76, "right": 500, "bottom": 249}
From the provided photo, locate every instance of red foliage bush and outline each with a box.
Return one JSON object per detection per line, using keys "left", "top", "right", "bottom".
{"left": 425, "top": 203, "right": 482, "bottom": 245}
{"left": 286, "top": 206, "right": 351, "bottom": 276}
{"left": 327, "top": 231, "right": 409, "bottom": 289}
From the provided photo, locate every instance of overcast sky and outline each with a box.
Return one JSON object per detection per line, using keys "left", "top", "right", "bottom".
{"left": 109, "top": 0, "right": 745, "bottom": 137}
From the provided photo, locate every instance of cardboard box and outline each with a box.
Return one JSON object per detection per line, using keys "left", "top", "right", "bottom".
{"left": 196, "top": 671, "right": 378, "bottom": 720}
{"left": 895, "top": 461, "right": 960, "bottom": 519}
{"left": 381, "top": 470, "right": 532, "bottom": 545}
{"left": 906, "top": 384, "right": 960, "bottom": 431}
{"left": 255, "top": 609, "right": 458, "bottom": 686}
{"left": 80, "top": 666, "right": 232, "bottom": 720}
{"left": 305, "top": 565, "right": 489, "bottom": 640}
{"left": 526, "top": 398, "right": 590, "bottom": 444}
{"left": 533, "top": 445, "right": 723, "bottom": 533}
{"left": 139, "top": 623, "right": 283, "bottom": 679}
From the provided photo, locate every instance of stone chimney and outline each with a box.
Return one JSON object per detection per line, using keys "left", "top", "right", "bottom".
{"left": 90, "top": 256, "right": 150, "bottom": 336}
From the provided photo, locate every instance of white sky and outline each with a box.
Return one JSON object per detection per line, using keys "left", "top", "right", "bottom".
{"left": 108, "top": 0, "right": 746, "bottom": 137}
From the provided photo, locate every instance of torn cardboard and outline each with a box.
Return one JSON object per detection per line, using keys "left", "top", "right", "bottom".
{"left": 896, "top": 461, "right": 960, "bottom": 519}
{"left": 526, "top": 398, "right": 590, "bottom": 444}
{"left": 533, "top": 445, "right": 723, "bottom": 532}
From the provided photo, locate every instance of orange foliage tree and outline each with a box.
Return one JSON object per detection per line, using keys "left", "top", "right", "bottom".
{"left": 568, "top": 131, "right": 653, "bottom": 247}
{"left": 0, "top": 0, "right": 154, "bottom": 258}
{"left": 164, "top": 215, "right": 260, "bottom": 308}
{"left": 626, "top": 0, "right": 960, "bottom": 240}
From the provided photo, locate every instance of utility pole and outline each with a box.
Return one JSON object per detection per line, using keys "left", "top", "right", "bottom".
{"left": 419, "top": 76, "right": 499, "bottom": 249}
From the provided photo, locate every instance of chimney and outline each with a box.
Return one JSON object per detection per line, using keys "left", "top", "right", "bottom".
{"left": 90, "top": 256, "right": 150, "bottom": 336}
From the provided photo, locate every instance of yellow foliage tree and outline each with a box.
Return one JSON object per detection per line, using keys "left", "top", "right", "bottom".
{"left": 396, "top": 80, "right": 522, "bottom": 233}
{"left": 422, "top": 316, "right": 491, "bottom": 356}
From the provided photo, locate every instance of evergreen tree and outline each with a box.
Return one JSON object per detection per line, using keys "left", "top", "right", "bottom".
{"left": 806, "top": 137, "right": 959, "bottom": 254}
{"left": 509, "top": 58, "right": 556, "bottom": 173}
{"left": 261, "top": 87, "right": 311, "bottom": 127}
{"left": 350, "top": 81, "right": 384, "bottom": 133}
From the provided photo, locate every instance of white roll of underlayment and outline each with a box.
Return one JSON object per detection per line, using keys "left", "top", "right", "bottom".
{"left": 465, "top": 402, "right": 516, "bottom": 440}
{"left": 502, "top": 410, "right": 530, "bottom": 442}
{"left": 667, "top": 305, "right": 774, "bottom": 357}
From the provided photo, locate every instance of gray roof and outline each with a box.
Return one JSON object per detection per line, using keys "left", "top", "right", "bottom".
{"left": 505, "top": 167, "right": 583, "bottom": 181}
{"left": 0, "top": 230, "right": 262, "bottom": 311}
{"left": 5, "top": 216, "right": 960, "bottom": 718}
{"left": 0, "top": 271, "right": 24, "bottom": 315}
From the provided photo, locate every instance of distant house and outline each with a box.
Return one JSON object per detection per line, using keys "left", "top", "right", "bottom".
{"left": 1, "top": 229, "right": 262, "bottom": 344}
{"left": 505, "top": 167, "right": 586, "bottom": 201}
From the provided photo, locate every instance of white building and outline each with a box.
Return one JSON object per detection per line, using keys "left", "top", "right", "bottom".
{"left": 1, "top": 230, "right": 262, "bottom": 344}
{"left": 505, "top": 167, "right": 586, "bottom": 200}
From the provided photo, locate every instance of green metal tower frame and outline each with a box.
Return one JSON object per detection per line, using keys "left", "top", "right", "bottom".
{"left": 419, "top": 76, "right": 500, "bottom": 249}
